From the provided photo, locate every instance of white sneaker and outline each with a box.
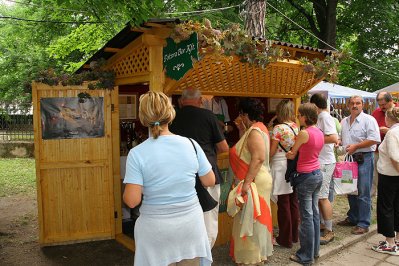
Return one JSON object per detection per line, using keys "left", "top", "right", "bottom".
{"left": 372, "top": 241, "right": 399, "bottom": 256}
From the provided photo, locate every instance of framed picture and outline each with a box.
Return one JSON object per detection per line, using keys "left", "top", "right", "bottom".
{"left": 268, "top": 98, "right": 284, "bottom": 112}
{"left": 119, "top": 94, "right": 137, "bottom": 120}
{"left": 40, "top": 97, "right": 105, "bottom": 140}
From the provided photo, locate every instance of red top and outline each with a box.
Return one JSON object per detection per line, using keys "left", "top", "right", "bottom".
{"left": 372, "top": 107, "right": 386, "bottom": 142}
{"left": 297, "top": 126, "right": 324, "bottom": 173}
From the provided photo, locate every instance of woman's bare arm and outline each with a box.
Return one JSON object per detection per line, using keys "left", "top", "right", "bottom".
{"left": 199, "top": 170, "right": 216, "bottom": 187}
{"left": 123, "top": 184, "right": 142, "bottom": 208}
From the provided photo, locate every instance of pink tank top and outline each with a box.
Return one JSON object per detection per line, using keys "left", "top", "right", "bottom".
{"left": 297, "top": 126, "right": 324, "bottom": 173}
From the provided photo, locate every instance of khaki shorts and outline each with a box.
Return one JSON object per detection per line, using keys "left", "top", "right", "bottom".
{"left": 319, "top": 163, "right": 336, "bottom": 199}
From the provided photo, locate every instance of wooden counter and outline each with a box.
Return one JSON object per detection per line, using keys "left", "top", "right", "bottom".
{"left": 214, "top": 152, "right": 233, "bottom": 247}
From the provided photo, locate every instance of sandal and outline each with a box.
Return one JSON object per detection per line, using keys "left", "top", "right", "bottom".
{"left": 289, "top": 255, "right": 312, "bottom": 266}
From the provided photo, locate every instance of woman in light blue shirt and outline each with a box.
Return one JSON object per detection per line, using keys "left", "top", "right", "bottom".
{"left": 123, "top": 91, "right": 215, "bottom": 266}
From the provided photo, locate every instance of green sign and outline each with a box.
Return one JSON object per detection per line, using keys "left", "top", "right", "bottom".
{"left": 163, "top": 33, "right": 199, "bottom": 81}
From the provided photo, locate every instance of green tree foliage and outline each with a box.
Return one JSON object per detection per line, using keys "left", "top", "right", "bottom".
{"left": 337, "top": 0, "right": 399, "bottom": 90}
{"left": 0, "top": 0, "right": 165, "bottom": 103}
{"left": 266, "top": 0, "right": 399, "bottom": 91}
{"left": 0, "top": 0, "right": 398, "bottom": 105}
{"left": 47, "top": 23, "right": 114, "bottom": 72}
{"left": 0, "top": 2, "right": 63, "bottom": 103}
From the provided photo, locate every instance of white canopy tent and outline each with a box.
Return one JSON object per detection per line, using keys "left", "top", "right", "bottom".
{"left": 375, "top": 82, "right": 399, "bottom": 96}
{"left": 309, "top": 81, "right": 377, "bottom": 99}
{"left": 308, "top": 81, "right": 377, "bottom": 117}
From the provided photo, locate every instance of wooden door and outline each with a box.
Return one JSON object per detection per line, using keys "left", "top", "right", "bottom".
{"left": 32, "top": 82, "right": 115, "bottom": 245}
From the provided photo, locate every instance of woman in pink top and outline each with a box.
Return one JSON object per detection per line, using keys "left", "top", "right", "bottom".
{"left": 287, "top": 103, "right": 324, "bottom": 265}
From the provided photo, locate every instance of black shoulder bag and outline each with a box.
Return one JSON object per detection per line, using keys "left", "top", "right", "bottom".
{"left": 277, "top": 123, "right": 299, "bottom": 183}
{"left": 187, "top": 138, "right": 218, "bottom": 212}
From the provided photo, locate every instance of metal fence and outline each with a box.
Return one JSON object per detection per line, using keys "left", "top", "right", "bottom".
{"left": 0, "top": 103, "right": 33, "bottom": 141}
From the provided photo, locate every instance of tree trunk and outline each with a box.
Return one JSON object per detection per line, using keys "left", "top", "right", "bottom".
{"left": 244, "top": 0, "right": 267, "bottom": 39}
{"left": 287, "top": 0, "right": 338, "bottom": 49}
{"left": 313, "top": 0, "right": 338, "bottom": 49}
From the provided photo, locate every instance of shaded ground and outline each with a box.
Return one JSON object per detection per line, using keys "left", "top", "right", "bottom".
{"left": 0, "top": 192, "right": 376, "bottom": 265}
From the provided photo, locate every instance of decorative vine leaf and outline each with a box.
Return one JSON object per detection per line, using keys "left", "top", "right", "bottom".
{"left": 34, "top": 59, "right": 115, "bottom": 90}
{"left": 170, "top": 20, "right": 344, "bottom": 79}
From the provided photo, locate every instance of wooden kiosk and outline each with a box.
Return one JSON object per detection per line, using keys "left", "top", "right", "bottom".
{"left": 32, "top": 18, "right": 332, "bottom": 250}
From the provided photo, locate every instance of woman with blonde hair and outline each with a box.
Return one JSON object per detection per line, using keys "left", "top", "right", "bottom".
{"left": 270, "top": 100, "right": 299, "bottom": 248}
{"left": 123, "top": 91, "right": 215, "bottom": 266}
{"left": 372, "top": 107, "right": 399, "bottom": 255}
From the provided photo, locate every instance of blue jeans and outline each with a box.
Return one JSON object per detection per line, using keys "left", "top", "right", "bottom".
{"left": 347, "top": 152, "right": 374, "bottom": 228}
{"left": 295, "top": 169, "right": 323, "bottom": 264}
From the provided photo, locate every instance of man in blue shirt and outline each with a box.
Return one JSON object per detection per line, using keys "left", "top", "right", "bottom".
{"left": 337, "top": 95, "right": 380, "bottom": 235}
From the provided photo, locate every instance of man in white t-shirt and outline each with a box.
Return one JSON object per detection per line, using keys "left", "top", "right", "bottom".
{"left": 310, "top": 93, "right": 338, "bottom": 245}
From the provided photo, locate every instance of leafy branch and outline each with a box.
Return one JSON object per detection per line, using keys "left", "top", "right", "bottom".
{"left": 33, "top": 59, "right": 115, "bottom": 101}
{"left": 34, "top": 59, "right": 115, "bottom": 90}
{"left": 300, "top": 51, "right": 350, "bottom": 83}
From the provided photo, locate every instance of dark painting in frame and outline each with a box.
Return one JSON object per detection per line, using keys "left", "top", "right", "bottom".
{"left": 40, "top": 97, "right": 105, "bottom": 140}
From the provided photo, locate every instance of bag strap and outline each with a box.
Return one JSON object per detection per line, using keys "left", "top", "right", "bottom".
{"left": 344, "top": 153, "right": 354, "bottom": 162}
{"left": 188, "top": 138, "right": 201, "bottom": 181}
{"left": 278, "top": 123, "right": 297, "bottom": 153}
{"left": 188, "top": 138, "right": 197, "bottom": 157}
{"left": 282, "top": 122, "right": 298, "bottom": 136}
{"left": 278, "top": 143, "right": 289, "bottom": 153}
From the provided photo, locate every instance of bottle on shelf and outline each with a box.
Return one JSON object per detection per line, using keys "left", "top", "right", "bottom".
{"left": 120, "top": 121, "right": 127, "bottom": 155}
{"left": 126, "top": 122, "right": 131, "bottom": 150}
{"left": 130, "top": 122, "right": 137, "bottom": 148}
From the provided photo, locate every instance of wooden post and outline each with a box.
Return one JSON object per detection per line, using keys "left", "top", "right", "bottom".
{"left": 32, "top": 82, "right": 45, "bottom": 243}
{"left": 111, "top": 86, "right": 122, "bottom": 235}
{"left": 143, "top": 34, "right": 166, "bottom": 92}
{"left": 294, "top": 96, "right": 302, "bottom": 125}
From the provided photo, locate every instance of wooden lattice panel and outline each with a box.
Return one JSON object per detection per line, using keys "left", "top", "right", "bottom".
{"left": 166, "top": 55, "right": 320, "bottom": 98}
{"left": 110, "top": 45, "right": 149, "bottom": 79}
